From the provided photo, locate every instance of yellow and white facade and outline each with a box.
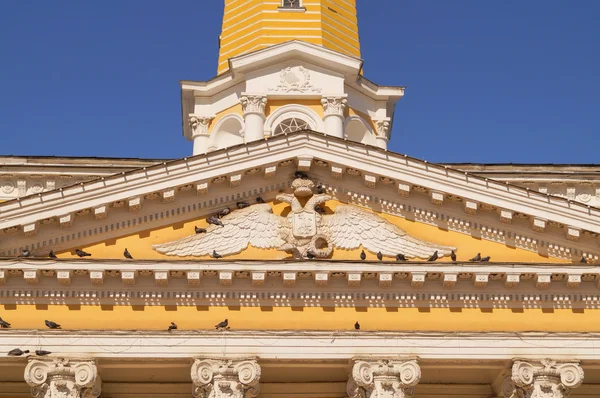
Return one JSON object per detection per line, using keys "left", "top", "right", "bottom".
{"left": 1, "top": 1, "right": 600, "bottom": 397}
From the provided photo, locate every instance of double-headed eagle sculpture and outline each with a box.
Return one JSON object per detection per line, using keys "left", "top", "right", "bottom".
{"left": 153, "top": 177, "right": 454, "bottom": 259}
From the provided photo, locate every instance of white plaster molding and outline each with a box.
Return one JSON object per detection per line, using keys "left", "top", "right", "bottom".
{"left": 24, "top": 357, "right": 101, "bottom": 398}
{"left": 511, "top": 358, "right": 583, "bottom": 398}
{"left": 191, "top": 357, "right": 261, "bottom": 398}
{"left": 321, "top": 96, "right": 347, "bottom": 117}
{"left": 240, "top": 94, "right": 267, "bottom": 117}
{"left": 373, "top": 118, "right": 391, "bottom": 138}
{"left": 270, "top": 66, "right": 321, "bottom": 93}
{"left": 347, "top": 358, "right": 420, "bottom": 398}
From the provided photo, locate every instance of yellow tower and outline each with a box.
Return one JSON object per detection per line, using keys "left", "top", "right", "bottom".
{"left": 217, "top": 0, "right": 361, "bottom": 74}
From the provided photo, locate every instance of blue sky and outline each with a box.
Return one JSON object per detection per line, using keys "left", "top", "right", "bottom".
{"left": 0, "top": 1, "right": 598, "bottom": 163}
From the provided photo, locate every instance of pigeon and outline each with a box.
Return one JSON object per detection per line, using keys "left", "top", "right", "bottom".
{"left": 396, "top": 254, "right": 407, "bottom": 262}
{"left": 207, "top": 216, "right": 224, "bottom": 227}
{"left": 294, "top": 171, "right": 308, "bottom": 179}
{"left": 45, "top": 320, "right": 61, "bottom": 329}
{"left": 48, "top": 250, "right": 57, "bottom": 259}
{"left": 450, "top": 250, "right": 457, "bottom": 262}
{"left": 354, "top": 321, "right": 360, "bottom": 330}
{"left": 215, "top": 319, "right": 228, "bottom": 329}
{"left": 581, "top": 256, "right": 588, "bottom": 264}
{"left": 360, "top": 250, "right": 366, "bottom": 261}
{"left": 306, "top": 251, "right": 316, "bottom": 260}
{"left": 427, "top": 251, "right": 439, "bottom": 262}
{"left": 19, "top": 249, "right": 31, "bottom": 258}
{"left": 168, "top": 322, "right": 177, "bottom": 331}
{"left": 35, "top": 350, "right": 51, "bottom": 356}
{"left": 212, "top": 250, "right": 222, "bottom": 259}
{"left": 75, "top": 249, "right": 91, "bottom": 257}
{"left": 236, "top": 201, "right": 250, "bottom": 209}
{"left": 256, "top": 197, "right": 265, "bottom": 204}
{"left": 314, "top": 205, "right": 326, "bottom": 214}
{"left": 481, "top": 256, "right": 491, "bottom": 262}
{"left": 0, "top": 317, "right": 11, "bottom": 328}
{"left": 469, "top": 253, "right": 481, "bottom": 262}
{"left": 123, "top": 248, "right": 133, "bottom": 259}
{"left": 377, "top": 251, "right": 383, "bottom": 261}
{"left": 195, "top": 226, "right": 207, "bottom": 234}
{"left": 217, "top": 208, "right": 230, "bottom": 218}
{"left": 316, "top": 185, "right": 326, "bottom": 194}
{"left": 8, "top": 348, "right": 29, "bottom": 356}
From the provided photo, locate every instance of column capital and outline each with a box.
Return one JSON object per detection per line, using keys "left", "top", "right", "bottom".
{"left": 347, "top": 357, "right": 421, "bottom": 398}
{"left": 24, "top": 357, "right": 101, "bottom": 398}
{"left": 373, "top": 118, "right": 391, "bottom": 138}
{"left": 511, "top": 358, "right": 584, "bottom": 398}
{"left": 191, "top": 357, "right": 261, "bottom": 398}
{"left": 189, "top": 114, "right": 215, "bottom": 138}
{"left": 240, "top": 94, "right": 267, "bottom": 117}
{"left": 321, "top": 96, "right": 348, "bottom": 117}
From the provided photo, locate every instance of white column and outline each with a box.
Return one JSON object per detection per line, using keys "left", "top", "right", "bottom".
{"left": 240, "top": 93, "right": 267, "bottom": 143}
{"left": 189, "top": 115, "right": 214, "bottom": 155}
{"left": 509, "top": 358, "right": 584, "bottom": 398}
{"left": 25, "top": 357, "right": 101, "bottom": 398}
{"left": 191, "top": 357, "right": 261, "bottom": 398}
{"left": 347, "top": 358, "right": 421, "bottom": 398}
{"left": 374, "top": 118, "right": 391, "bottom": 150}
{"left": 321, "top": 96, "right": 347, "bottom": 138}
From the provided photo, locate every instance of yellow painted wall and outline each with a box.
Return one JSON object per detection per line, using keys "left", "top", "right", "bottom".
{"left": 55, "top": 199, "right": 566, "bottom": 263}
{"left": 1, "top": 304, "right": 595, "bottom": 332}
{"left": 218, "top": 0, "right": 361, "bottom": 74}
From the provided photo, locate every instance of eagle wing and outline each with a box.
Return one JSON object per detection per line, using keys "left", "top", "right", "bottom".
{"left": 320, "top": 205, "right": 455, "bottom": 259}
{"left": 152, "top": 204, "right": 288, "bottom": 257}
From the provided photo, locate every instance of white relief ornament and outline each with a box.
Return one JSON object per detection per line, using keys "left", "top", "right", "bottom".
{"left": 271, "top": 66, "right": 321, "bottom": 93}
{"left": 347, "top": 359, "right": 421, "bottom": 398}
{"left": 240, "top": 95, "right": 267, "bottom": 115}
{"left": 511, "top": 358, "right": 584, "bottom": 398}
{"left": 24, "top": 357, "right": 101, "bottom": 398}
{"left": 30, "top": 184, "right": 44, "bottom": 194}
{"left": 1, "top": 181, "right": 15, "bottom": 194}
{"left": 321, "top": 96, "right": 348, "bottom": 116}
{"left": 191, "top": 358, "right": 261, "bottom": 398}
{"left": 189, "top": 115, "right": 213, "bottom": 135}
{"left": 153, "top": 178, "right": 455, "bottom": 260}
{"left": 375, "top": 120, "right": 391, "bottom": 138}
{"left": 576, "top": 193, "right": 592, "bottom": 203}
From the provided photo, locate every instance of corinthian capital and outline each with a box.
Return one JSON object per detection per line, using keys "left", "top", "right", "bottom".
{"left": 321, "top": 96, "right": 348, "bottom": 117}
{"left": 240, "top": 94, "right": 267, "bottom": 116}
{"left": 191, "top": 357, "right": 261, "bottom": 398}
{"left": 511, "top": 358, "right": 584, "bottom": 398}
{"left": 24, "top": 357, "right": 101, "bottom": 398}
{"left": 347, "top": 358, "right": 421, "bottom": 398}
{"left": 374, "top": 118, "right": 391, "bottom": 138}
{"left": 189, "top": 115, "right": 214, "bottom": 137}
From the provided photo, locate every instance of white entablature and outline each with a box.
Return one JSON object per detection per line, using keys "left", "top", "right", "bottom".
{"left": 181, "top": 41, "right": 404, "bottom": 154}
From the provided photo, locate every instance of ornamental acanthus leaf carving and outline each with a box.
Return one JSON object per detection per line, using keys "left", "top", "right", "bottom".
{"left": 153, "top": 178, "right": 455, "bottom": 259}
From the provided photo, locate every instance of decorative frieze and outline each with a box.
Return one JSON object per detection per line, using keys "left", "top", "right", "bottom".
{"left": 347, "top": 358, "right": 421, "bottom": 398}
{"left": 567, "top": 227, "right": 581, "bottom": 241}
{"left": 24, "top": 357, "right": 101, "bottom": 398}
{"left": 532, "top": 217, "right": 546, "bottom": 232}
{"left": 191, "top": 358, "right": 261, "bottom": 398}
{"left": 499, "top": 209, "right": 513, "bottom": 224}
{"left": 187, "top": 271, "right": 201, "bottom": 285}
{"left": 510, "top": 358, "right": 583, "bottom": 398}
{"left": 252, "top": 272, "right": 265, "bottom": 286}
{"left": 57, "top": 270, "right": 71, "bottom": 285}
{"left": 155, "top": 271, "right": 169, "bottom": 285}
{"left": 430, "top": 191, "right": 444, "bottom": 206}
{"left": 220, "top": 271, "right": 233, "bottom": 286}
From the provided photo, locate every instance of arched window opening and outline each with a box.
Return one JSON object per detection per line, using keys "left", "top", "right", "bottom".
{"left": 273, "top": 118, "right": 310, "bottom": 135}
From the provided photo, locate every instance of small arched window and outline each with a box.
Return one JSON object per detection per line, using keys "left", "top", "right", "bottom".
{"left": 281, "top": 0, "right": 301, "bottom": 8}
{"left": 273, "top": 118, "right": 310, "bottom": 135}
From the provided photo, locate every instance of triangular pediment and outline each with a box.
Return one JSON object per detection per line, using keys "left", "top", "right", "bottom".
{"left": 0, "top": 131, "right": 598, "bottom": 262}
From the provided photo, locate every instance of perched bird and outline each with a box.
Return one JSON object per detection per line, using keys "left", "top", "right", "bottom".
{"left": 450, "top": 250, "right": 457, "bottom": 262}
{"left": 396, "top": 254, "right": 407, "bottom": 262}
{"left": 195, "top": 226, "right": 207, "bottom": 234}
{"left": 469, "top": 253, "right": 481, "bottom": 262}
{"left": 0, "top": 317, "right": 11, "bottom": 328}
{"left": 481, "top": 256, "right": 491, "bottom": 262}
{"left": 35, "top": 350, "right": 51, "bottom": 356}
{"left": 428, "top": 251, "right": 439, "bottom": 262}
{"left": 8, "top": 348, "right": 29, "bottom": 356}
{"left": 212, "top": 250, "right": 222, "bottom": 259}
{"left": 256, "top": 197, "right": 265, "bottom": 204}
{"left": 236, "top": 201, "right": 250, "bottom": 209}
{"left": 18, "top": 249, "right": 31, "bottom": 258}
{"left": 217, "top": 208, "right": 230, "bottom": 218}
{"left": 360, "top": 250, "right": 366, "bottom": 261}
{"left": 207, "top": 216, "right": 224, "bottom": 227}
{"left": 306, "top": 251, "right": 316, "bottom": 260}
{"left": 377, "top": 251, "right": 383, "bottom": 261}
{"left": 44, "top": 320, "right": 61, "bottom": 329}
{"left": 123, "top": 248, "right": 133, "bottom": 259}
{"left": 354, "top": 321, "right": 360, "bottom": 330}
{"left": 581, "top": 256, "right": 588, "bottom": 264}
{"left": 75, "top": 249, "right": 91, "bottom": 257}
{"left": 168, "top": 322, "right": 178, "bottom": 331}
{"left": 314, "top": 205, "right": 326, "bottom": 214}
{"left": 316, "top": 185, "right": 326, "bottom": 194}
{"left": 294, "top": 171, "right": 308, "bottom": 179}
{"left": 48, "top": 250, "right": 57, "bottom": 259}
{"left": 215, "top": 319, "right": 228, "bottom": 329}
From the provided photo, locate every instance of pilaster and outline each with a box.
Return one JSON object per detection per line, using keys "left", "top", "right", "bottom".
{"left": 24, "top": 357, "right": 101, "bottom": 398}
{"left": 510, "top": 358, "right": 584, "bottom": 398}
{"left": 240, "top": 93, "right": 267, "bottom": 142}
{"left": 347, "top": 358, "right": 421, "bottom": 398}
{"left": 321, "top": 96, "right": 347, "bottom": 138}
{"left": 191, "top": 357, "right": 261, "bottom": 398}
